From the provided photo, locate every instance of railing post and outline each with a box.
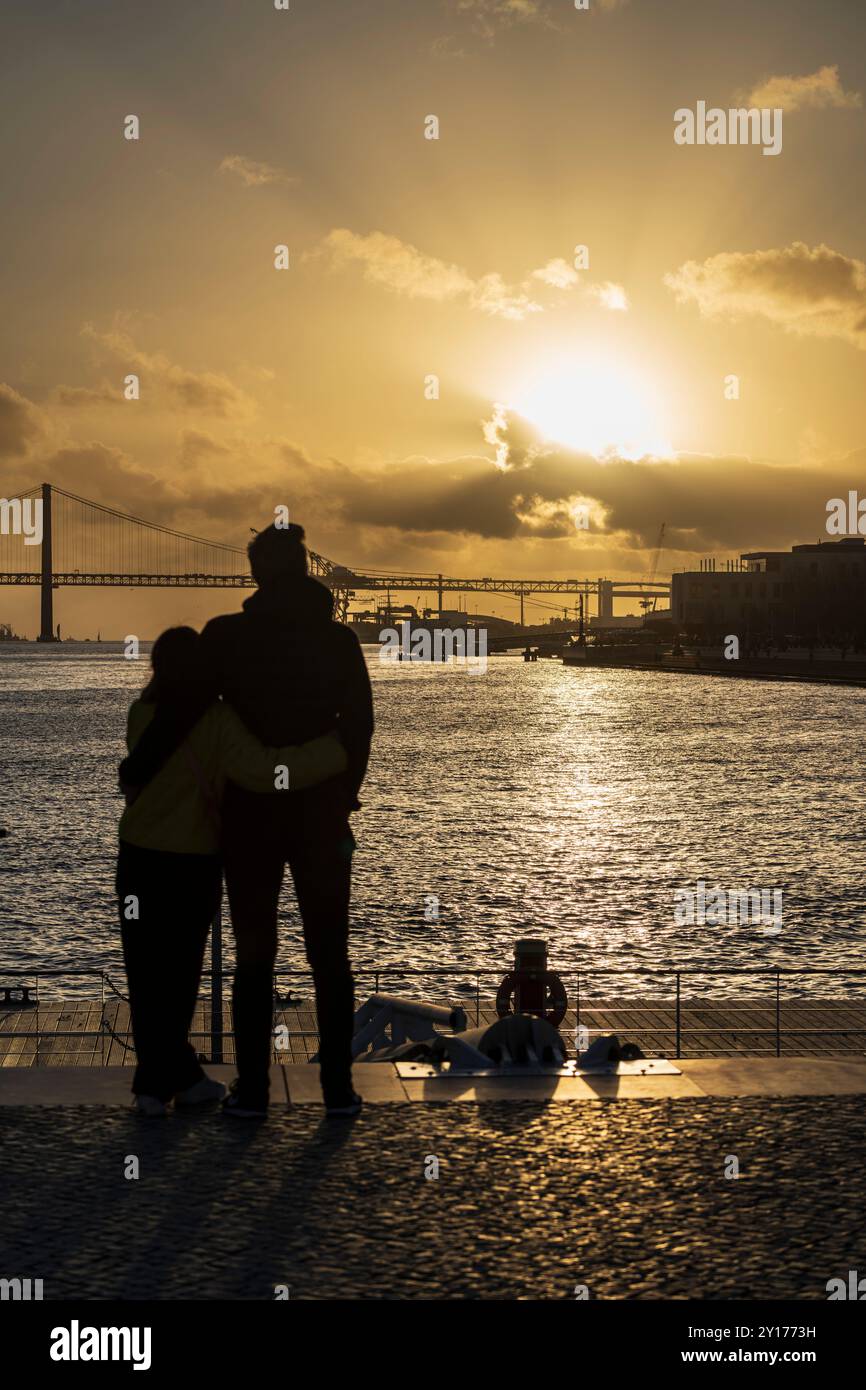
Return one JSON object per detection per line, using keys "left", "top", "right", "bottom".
{"left": 210, "top": 896, "right": 223, "bottom": 1064}
{"left": 576, "top": 971, "right": 580, "bottom": 1044}
{"left": 675, "top": 971, "right": 681, "bottom": 1057}
{"left": 476, "top": 974, "right": 480, "bottom": 1027}
{"left": 775, "top": 969, "right": 781, "bottom": 1058}
{"left": 272, "top": 969, "right": 277, "bottom": 1065}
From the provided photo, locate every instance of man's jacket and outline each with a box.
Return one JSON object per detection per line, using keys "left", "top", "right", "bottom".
{"left": 119, "top": 577, "right": 373, "bottom": 807}
{"left": 200, "top": 577, "right": 373, "bottom": 802}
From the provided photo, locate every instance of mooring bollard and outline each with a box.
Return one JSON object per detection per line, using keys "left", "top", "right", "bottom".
{"left": 495, "top": 939, "right": 568, "bottom": 1027}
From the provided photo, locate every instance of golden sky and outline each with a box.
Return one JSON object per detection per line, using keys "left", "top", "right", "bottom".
{"left": 1, "top": 0, "right": 866, "bottom": 634}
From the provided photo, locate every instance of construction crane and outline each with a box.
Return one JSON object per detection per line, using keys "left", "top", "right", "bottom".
{"left": 641, "top": 523, "right": 666, "bottom": 615}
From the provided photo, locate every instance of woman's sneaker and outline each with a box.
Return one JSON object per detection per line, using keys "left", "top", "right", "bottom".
{"left": 132, "top": 1094, "right": 168, "bottom": 1117}
{"left": 222, "top": 1078, "right": 268, "bottom": 1119}
{"left": 324, "top": 1089, "right": 363, "bottom": 1118}
{"left": 175, "top": 1076, "right": 227, "bottom": 1107}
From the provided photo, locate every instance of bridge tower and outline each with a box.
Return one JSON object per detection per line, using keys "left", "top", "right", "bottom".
{"left": 597, "top": 578, "right": 614, "bottom": 621}
{"left": 37, "top": 482, "right": 56, "bottom": 643}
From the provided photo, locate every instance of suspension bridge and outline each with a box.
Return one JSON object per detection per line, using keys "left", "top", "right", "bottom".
{"left": 0, "top": 484, "right": 670, "bottom": 639}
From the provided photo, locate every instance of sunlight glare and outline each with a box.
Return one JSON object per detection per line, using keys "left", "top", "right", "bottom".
{"left": 510, "top": 359, "right": 673, "bottom": 460}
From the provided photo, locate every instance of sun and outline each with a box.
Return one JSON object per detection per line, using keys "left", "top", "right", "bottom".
{"left": 509, "top": 356, "right": 673, "bottom": 460}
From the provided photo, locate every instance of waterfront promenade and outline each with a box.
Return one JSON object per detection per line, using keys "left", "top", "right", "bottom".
{"left": 3, "top": 995, "right": 865, "bottom": 1065}
{"left": 2, "top": 1073, "right": 865, "bottom": 1299}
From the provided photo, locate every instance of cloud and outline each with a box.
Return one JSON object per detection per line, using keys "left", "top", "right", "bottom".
{"left": 453, "top": 0, "right": 548, "bottom": 33}
{"left": 469, "top": 272, "right": 543, "bottom": 321}
{"left": 451, "top": 0, "right": 627, "bottom": 33}
{"left": 317, "top": 229, "right": 474, "bottom": 302}
{"left": 587, "top": 280, "right": 629, "bottom": 311}
{"left": 0, "top": 432, "right": 310, "bottom": 546}
{"left": 531, "top": 258, "right": 580, "bottom": 289}
{"left": 742, "top": 64, "right": 861, "bottom": 113}
{"left": 3, "top": 389, "right": 857, "bottom": 576}
{"left": 273, "top": 409, "right": 853, "bottom": 557}
{"left": 81, "top": 326, "right": 256, "bottom": 416}
{"left": 317, "top": 233, "right": 628, "bottom": 321}
{"left": 177, "top": 430, "right": 232, "bottom": 468}
{"left": 431, "top": 35, "right": 467, "bottom": 60}
{"left": 0, "top": 437, "right": 215, "bottom": 536}
{"left": 531, "top": 260, "right": 628, "bottom": 309}
{"left": 36, "top": 443, "right": 181, "bottom": 516}
{"left": 218, "top": 154, "right": 294, "bottom": 187}
{"left": 315, "top": 230, "right": 601, "bottom": 320}
{"left": 664, "top": 241, "right": 866, "bottom": 349}
{"left": 52, "top": 383, "right": 124, "bottom": 409}
{"left": 0, "top": 384, "right": 44, "bottom": 458}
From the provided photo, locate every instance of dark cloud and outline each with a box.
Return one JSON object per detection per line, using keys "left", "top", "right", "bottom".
{"left": 0, "top": 383, "right": 43, "bottom": 458}
{"left": 1, "top": 439, "right": 314, "bottom": 548}
{"left": 177, "top": 430, "right": 232, "bottom": 467}
{"left": 1, "top": 391, "right": 854, "bottom": 569}
{"left": 34, "top": 444, "right": 186, "bottom": 521}
{"left": 296, "top": 412, "right": 856, "bottom": 554}
{"left": 80, "top": 326, "right": 255, "bottom": 419}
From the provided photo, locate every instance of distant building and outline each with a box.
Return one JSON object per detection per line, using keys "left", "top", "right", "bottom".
{"left": 589, "top": 613, "right": 644, "bottom": 630}
{"left": 671, "top": 538, "right": 866, "bottom": 637}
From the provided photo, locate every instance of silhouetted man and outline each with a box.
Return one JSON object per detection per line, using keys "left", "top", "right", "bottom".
{"left": 121, "top": 523, "right": 373, "bottom": 1117}
{"left": 203, "top": 523, "right": 372, "bottom": 1116}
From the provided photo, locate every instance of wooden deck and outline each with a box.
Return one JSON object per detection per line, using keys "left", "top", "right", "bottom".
{"left": 1, "top": 996, "right": 865, "bottom": 1067}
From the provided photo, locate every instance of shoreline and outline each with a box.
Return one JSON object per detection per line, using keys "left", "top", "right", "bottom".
{"left": 562, "top": 653, "right": 866, "bottom": 687}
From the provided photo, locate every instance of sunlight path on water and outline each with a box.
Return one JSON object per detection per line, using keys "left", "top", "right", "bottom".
{"left": 1, "top": 644, "right": 864, "bottom": 1001}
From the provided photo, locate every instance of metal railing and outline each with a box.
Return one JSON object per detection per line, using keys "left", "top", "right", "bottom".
{"left": 569, "top": 965, "right": 866, "bottom": 1060}
{"left": 1, "top": 963, "right": 866, "bottom": 1063}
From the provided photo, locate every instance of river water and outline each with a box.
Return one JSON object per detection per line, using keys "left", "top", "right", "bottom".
{"left": 1, "top": 642, "right": 864, "bottom": 1004}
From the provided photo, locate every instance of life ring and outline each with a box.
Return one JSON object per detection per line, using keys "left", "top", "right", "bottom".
{"left": 495, "top": 969, "right": 568, "bottom": 1027}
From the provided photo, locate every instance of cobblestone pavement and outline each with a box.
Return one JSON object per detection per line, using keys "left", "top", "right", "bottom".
{"left": 2, "top": 1097, "right": 864, "bottom": 1300}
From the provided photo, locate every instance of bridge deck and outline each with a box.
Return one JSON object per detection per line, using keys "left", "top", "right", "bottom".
{"left": 0, "top": 571, "right": 668, "bottom": 595}
{"left": 1, "top": 997, "right": 864, "bottom": 1066}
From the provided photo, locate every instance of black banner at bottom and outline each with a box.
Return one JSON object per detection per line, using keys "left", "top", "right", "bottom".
{"left": 2, "top": 1297, "right": 861, "bottom": 1376}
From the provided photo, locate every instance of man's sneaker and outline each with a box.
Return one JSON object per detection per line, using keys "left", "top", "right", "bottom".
{"left": 222, "top": 1078, "right": 268, "bottom": 1119}
{"left": 324, "top": 1089, "right": 363, "bottom": 1118}
{"left": 175, "top": 1076, "right": 227, "bottom": 1107}
{"left": 132, "top": 1094, "right": 168, "bottom": 1117}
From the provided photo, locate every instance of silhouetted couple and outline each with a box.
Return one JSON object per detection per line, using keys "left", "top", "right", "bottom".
{"left": 116, "top": 522, "right": 373, "bottom": 1118}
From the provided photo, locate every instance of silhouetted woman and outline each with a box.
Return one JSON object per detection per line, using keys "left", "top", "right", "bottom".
{"left": 117, "top": 626, "right": 347, "bottom": 1115}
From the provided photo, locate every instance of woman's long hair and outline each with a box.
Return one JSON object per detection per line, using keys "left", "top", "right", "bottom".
{"left": 119, "top": 626, "right": 217, "bottom": 793}
{"left": 141, "top": 626, "right": 212, "bottom": 706}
